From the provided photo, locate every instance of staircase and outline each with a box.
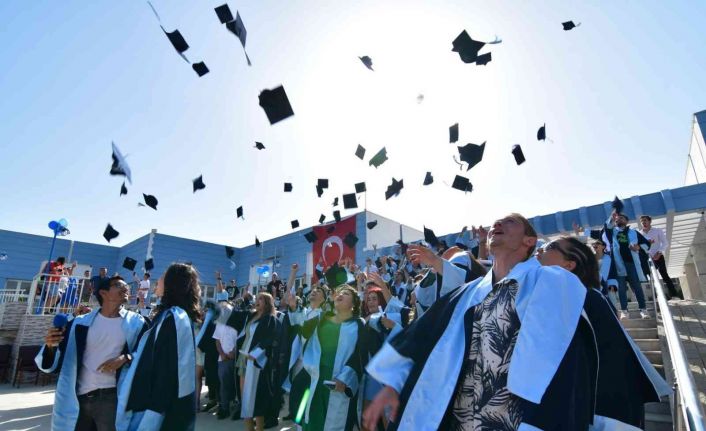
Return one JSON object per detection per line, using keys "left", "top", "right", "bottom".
{"left": 622, "top": 299, "right": 674, "bottom": 431}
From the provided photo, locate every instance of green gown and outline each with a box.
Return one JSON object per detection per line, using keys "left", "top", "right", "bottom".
{"left": 304, "top": 318, "right": 341, "bottom": 431}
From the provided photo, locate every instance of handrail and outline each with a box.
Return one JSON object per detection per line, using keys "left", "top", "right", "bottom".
{"left": 649, "top": 260, "right": 706, "bottom": 431}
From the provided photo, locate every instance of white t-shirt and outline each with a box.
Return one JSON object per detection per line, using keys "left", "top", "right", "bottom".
{"left": 77, "top": 313, "right": 127, "bottom": 395}
{"left": 213, "top": 322, "right": 239, "bottom": 361}
{"left": 137, "top": 280, "right": 150, "bottom": 299}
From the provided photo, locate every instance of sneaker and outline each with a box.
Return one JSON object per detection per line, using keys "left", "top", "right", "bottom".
{"left": 640, "top": 310, "right": 651, "bottom": 319}
{"left": 619, "top": 310, "right": 629, "bottom": 320}
{"left": 201, "top": 400, "right": 217, "bottom": 412}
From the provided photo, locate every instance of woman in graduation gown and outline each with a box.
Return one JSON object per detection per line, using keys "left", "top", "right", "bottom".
{"left": 538, "top": 237, "right": 671, "bottom": 429}
{"left": 120, "top": 263, "right": 201, "bottom": 431}
{"left": 226, "top": 292, "right": 278, "bottom": 431}
{"left": 290, "top": 285, "right": 371, "bottom": 431}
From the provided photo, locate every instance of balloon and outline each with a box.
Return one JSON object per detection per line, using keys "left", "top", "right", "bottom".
{"left": 261, "top": 271, "right": 270, "bottom": 278}
{"left": 58, "top": 218, "right": 68, "bottom": 228}
{"left": 48, "top": 221, "right": 59, "bottom": 231}
{"left": 262, "top": 265, "right": 270, "bottom": 273}
{"left": 0, "top": 252, "right": 7, "bottom": 261}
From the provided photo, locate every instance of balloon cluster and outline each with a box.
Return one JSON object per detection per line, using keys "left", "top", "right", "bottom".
{"left": 256, "top": 265, "right": 271, "bottom": 279}
{"left": 48, "top": 219, "right": 70, "bottom": 236}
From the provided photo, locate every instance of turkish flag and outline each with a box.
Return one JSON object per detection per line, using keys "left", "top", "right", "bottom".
{"left": 312, "top": 214, "right": 357, "bottom": 282}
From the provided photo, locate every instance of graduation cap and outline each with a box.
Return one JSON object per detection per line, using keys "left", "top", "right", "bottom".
{"left": 143, "top": 193, "right": 158, "bottom": 210}
{"left": 214, "top": 4, "right": 234, "bottom": 24}
{"left": 385, "top": 178, "right": 404, "bottom": 200}
{"left": 192, "top": 175, "right": 206, "bottom": 193}
{"left": 511, "top": 144, "right": 526, "bottom": 165}
{"left": 304, "top": 231, "right": 318, "bottom": 243}
{"left": 456, "top": 142, "right": 486, "bottom": 171}
{"left": 103, "top": 224, "right": 119, "bottom": 243}
{"left": 449, "top": 123, "right": 459, "bottom": 143}
{"left": 236, "top": 206, "right": 244, "bottom": 219}
{"left": 537, "top": 124, "right": 546, "bottom": 141}
{"left": 325, "top": 263, "right": 348, "bottom": 287}
{"left": 319, "top": 214, "right": 326, "bottom": 224}
{"left": 259, "top": 86, "right": 294, "bottom": 125}
{"left": 192, "top": 62, "right": 209, "bottom": 77}
{"left": 162, "top": 28, "right": 190, "bottom": 59}
{"left": 332, "top": 197, "right": 339, "bottom": 207}
{"left": 291, "top": 220, "right": 300, "bottom": 229}
{"left": 122, "top": 257, "right": 137, "bottom": 271}
{"left": 110, "top": 142, "right": 132, "bottom": 183}
{"left": 343, "top": 193, "right": 358, "bottom": 209}
{"left": 367, "top": 220, "right": 378, "bottom": 229}
{"left": 226, "top": 12, "right": 247, "bottom": 47}
{"left": 145, "top": 258, "right": 155, "bottom": 271}
{"left": 120, "top": 182, "right": 128, "bottom": 196}
{"left": 318, "top": 179, "right": 329, "bottom": 189}
{"left": 225, "top": 245, "right": 235, "bottom": 259}
{"left": 451, "top": 30, "right": 500, "bottom": 65}
{"left": 476, "top": 52, "right": 492, "bottom": 65}
{"left": 333, "top": 210, "right": 341, "bottom": 223}
{"left": 316, "top": 185, "right": 324, "bottom": 198}
{"left": 452, "top": 175, "right": 473, "bottom": 193}
{"left": 359, "top": 55, "right": 374, "bottom": 71}
{"left": 423, "top": 227, "right": 440, "bottom": 248}
{"left": 612, "top": 196, "right": 625, "bottom": 214}
{"left": 355, "top": 144, "right": 366, "bottom": 160}
{"left": 255, "top": 237, "right": 261, "bottom": 247}
{"left": 284, "top": 182, "right": 293, "bottom": 192}
{"left": 562, "top": 21, "right": 580, "bottom": 31}
{"left": 254, "top": 142, "right": 265, "bottom": 150}
{"left": 423, "top": 172, "right": 434, "bottom": 186}
{"left": 355, "top": 182, "right": 366, "bottom": 193}
{"left": 343, "top": 232, "right": 359, "bottom": 248}
{"left": 369, "top": 147, "right": 388, "bottom": 168}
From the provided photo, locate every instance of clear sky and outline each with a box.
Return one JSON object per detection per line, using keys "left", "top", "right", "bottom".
{"left": 1, "top": 0, "right": 705, "bottom": 248}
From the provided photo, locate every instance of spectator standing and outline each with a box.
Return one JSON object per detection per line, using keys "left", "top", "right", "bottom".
{"left": 133, "top": 272, "right": 151, "bottom": 309}
{"left": 213, "top": 303, "right": 239, "bottom": 419}
{"left": 639, "top": 215, "right": 683, "bottom": 299}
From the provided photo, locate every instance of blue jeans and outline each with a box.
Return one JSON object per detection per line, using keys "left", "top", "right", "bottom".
{"left": 218, "top": 359, "right": 235, "bottom": 414}
{"left": 617, "top": 262, "right": 646, "bottom": 311}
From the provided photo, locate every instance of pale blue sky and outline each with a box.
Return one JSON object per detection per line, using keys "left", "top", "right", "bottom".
{"left": 1, "top": 0, "right": 705, "bottom": 247}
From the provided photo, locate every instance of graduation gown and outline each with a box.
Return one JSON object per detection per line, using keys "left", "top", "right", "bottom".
{"left": 367, "top": 258, "right": 599, "bottom": 430}
{"left": 227, "top": 310, "right": 278, "bottom": 418}
{"left": 35, "top": 307, "right": 148, "bottom": 431}
{"left": 121, "top": 307, "right": 196, "bottom": 431}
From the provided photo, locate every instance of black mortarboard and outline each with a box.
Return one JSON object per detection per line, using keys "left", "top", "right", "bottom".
{"left": 476, "top": 52, "right": 492, "bottom": 65}
{"left": 451, "top": 30, "right": 486, "bottom": 64}
{"left": 226, "top": 12, "right": 247, "bottom": 48}
{"left": 143, "top": 193, "right": 158, "bottom": 210}
{"left": 214, "top": 4, "right": 234, "bottom": 24}
{"left": 192, "top": 62, "right": 209, "bottom": 77}
{"left": 369, "top": 147, "right": 388, "bottom": 168}
{"left": 144, "top": 258, "right": 155, "bottom": 271}
{"left": 327, "top": 225, "right": 336, "bottom": 234}
{"left": 449, "top": 123, "right": 459, "bottom": 143}
{"left": 359, "top": 56, "right": 374, "bottom": 71}
{"left": 424, "top": 227, "right": 440, "bottom": 248}
{"left": 537, "top": 124, "right": 546, "bottom": 141}
{"left": 193, "top": 175, "right": 206, "bottom": 193}
{"left": 452, "top": 175, "right": 473, "bottom": 192}
{"left": 255, "top": 142, "right": 265, "bottom": 150}
{"left": 319, "top": 214, "right": 326, "bottom": 224}
{"left": 367, "top": 220, "right": 378, "bottom": 229}
{"left": 385, "top": 178, "right": 404, "bottom": 200}
{"left": 333, "top": 210, "right": 341, "bottom": 223}
{"left": 236, "top": 206, "right": 244, "bottom": 219}
{"left": 255, "top": 237, "right": 261, "bottom": 247}
{"left": 103, "top": 224, "right": 119, "bottom": 242}
{"left": 316, "top": 185, "right": 324, "bottom": 197}
{"left": 343, "top": 193, "right": 358, "bottom": 209}
{"left": 343, "top": 232, "right": 359, "bottom": 248}
{"left": 284, "top": 182, "right": 293, "bottom": 192}
{"left": 120, "top": 182, "right": 128, "bottom": 196}
{"left": 325, "top": 263, "right": 348, "bottom": 287}
{"left": 291, "top": 220, "right": 299, "bottom": 229}
{"left": 355, "top": 144, "right": 366, "bottom": 160}
{"left": 512, "top": 144, "right": 526, "bottom": 165}
{"left": 355, "top": 182, "right": 366, "bottom": 193}
{"left": 225, "top": 245, "right": 235, "bottom": 259}
{"left": 318, "top": 179, "right": 329, "bottom": 189}
{"left": 304, "top": 231, "right": 318, "bottom": 243}
{"left": 612, "top": 196, "right": 624, "bottom": 214}
{"left": 110, "top": 142, "right": 132, "bottom": 183}
{"left": 423, "top": 172, "right": 434, "bottom": 186}
{"left": 457, "top": 142, "right": 486, "bottom": 171}
{"left": 259, "top": 86, "right": 294, "bottom": 125}
{"left": 332, "top": 197, "right": 339, "bottom": 207}
{"left": 163, "top": 28, "right": 189, "bottom": 55}
{"left": 562, "top": 21, "right": 579, "bottom": 31}
{"left": 122, "top": 257, "right": 137, "bottom": 271}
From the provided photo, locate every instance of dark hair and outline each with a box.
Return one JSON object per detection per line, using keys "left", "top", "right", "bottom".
{"left": 57, "top": 257, "right": 66, "bottom": 264}
{"left": 592, "top": 239, "right": 606, "bottom": 248}
{"left": 256, "top": 292, "right": 276, "bottom": 316}
{"left": 362, "top": 288, "right": 387, "bottom": 318}
{"left": 158, "top": 263, "right": 202, "bottom": 322}
{"left": 558, "top": 237, "right": 601, "bottom": 290}
{"left": 335, "top": 285, "right": 361, "bottom": 317}
{"left": 144, "top": 272, "right": 151, "bottom": 279}
{"left": 95, "top": 275, "right": 124, "bottom": 306}
{"left": 639, "top": 215, "right": 652, "bottom": 222}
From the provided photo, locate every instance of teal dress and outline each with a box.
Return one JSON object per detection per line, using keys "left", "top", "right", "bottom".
{"left": 304, "top": 318, "right": 341, "bottom": 431}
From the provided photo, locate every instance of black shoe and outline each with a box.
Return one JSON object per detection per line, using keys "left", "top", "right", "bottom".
{"left": 231, "top": 410, "right": 241, "bottom": 420}
{"left": 217, "top": 410, "right": 230, "bottom": 420}
{"left": 264, "top": 418, "right": 279, "bottom": 429}
{"left": 202, "top": 400, "right": 217, "bottom": 412}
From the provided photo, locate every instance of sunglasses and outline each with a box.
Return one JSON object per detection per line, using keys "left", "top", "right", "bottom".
{"left": 544, "top": 241, "right": 571, "bottom": 259}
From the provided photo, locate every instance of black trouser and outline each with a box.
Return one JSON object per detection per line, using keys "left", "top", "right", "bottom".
{"left": 75, "top": 388, "right": 118, "bottom": 431}
{"left": 653, "top": 255, "right": 682, "bottom": 298}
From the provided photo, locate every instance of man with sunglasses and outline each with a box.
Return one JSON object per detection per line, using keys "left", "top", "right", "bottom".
{"left": 36, "top": 276, "right": 149, "bottom": 431}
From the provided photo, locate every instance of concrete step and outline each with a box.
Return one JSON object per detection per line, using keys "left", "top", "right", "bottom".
{"left": 642, "top": 351, "right": 664, "bottom": 365}
{"left": 645, "top": 420, "right": 673, "bottom": 431}
{"left": 620, "top": 310, "right": 656, "bottom": 319}
{"left": 626, "top": 327, "right": 658, "bottom": 339}
{"left": 626, "top": 302, "right": 655, "bottom": 310}
{"left": 635, "top": 339, "right": 661, "bottom": 351}
{"left": 622, "top": 318, "right": 658, "bottom": 329}
{"left": 652, "top": 364, "right": 666, "bottom": 379}
{"left": 645, "top": 412, "right": 673, "bottom": 424}
{"left": 645, "top": 401, "right": 671, "bottom": 415}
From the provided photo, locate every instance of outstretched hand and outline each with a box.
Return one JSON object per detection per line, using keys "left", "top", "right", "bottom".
{"left": 363, "top": 386, "right": 400, "bottom": 428}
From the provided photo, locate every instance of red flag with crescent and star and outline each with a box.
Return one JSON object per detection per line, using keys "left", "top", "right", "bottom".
{"left": 312, "top": 214, "right": 357, "bottom": 283}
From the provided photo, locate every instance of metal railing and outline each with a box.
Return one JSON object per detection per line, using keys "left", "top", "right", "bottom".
{"left": 25, "top": 273, "right": 96, "bottom": 315}
{"left": 649, "top": 260, "right": 706, "bottom": 431}
{"left": 0, "top": 288, "right": 30, "bottom": 303}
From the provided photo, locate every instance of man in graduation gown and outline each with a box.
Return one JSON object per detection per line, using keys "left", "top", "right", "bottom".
{"left": 364, "top": 213, "right": 598, "bottom": 431}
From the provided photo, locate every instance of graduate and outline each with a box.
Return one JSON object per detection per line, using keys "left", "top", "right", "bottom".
{"left": 538, "top": 237, "right": 671, "bottom": 429}
{"left": 226, "top": 292, "right": 278, "bottom": 431}
{"left": 120, "top": 263, "right": 202, "bottom": 431}
{"left": 364, "top": 213, "right": 598, "bottom": 430}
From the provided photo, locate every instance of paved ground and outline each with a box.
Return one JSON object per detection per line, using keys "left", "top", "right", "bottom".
{"left": 0, "top": 383, "right": 296, "bottom": 431}
{"left": 669, "top": 299, "right": 706, "bottom": 410}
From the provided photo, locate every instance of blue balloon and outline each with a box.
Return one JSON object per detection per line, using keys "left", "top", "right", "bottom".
{"left": 256, "top": 266, "right": 264, "bottom": 275}
{"left": 48, "top": 221, "right": 59, "bottom": 231}
{"left": 262, "top": 265, "right": 270, "bottom": 272}
{"left": 58, "top": 218, "right": 68, "bottom": 228}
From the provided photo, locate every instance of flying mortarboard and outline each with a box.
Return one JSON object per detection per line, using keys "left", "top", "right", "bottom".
{"left": 457, "top": 142, "right": 486, "bottom": 171}
{"left": 333, "top": 210, "right": 341, "bottom": 223}
{"left": 359, "top": 56, "right": 374, "bottom": 71}
{"left": 385, "top": 178, "right": 404, "bottom": 200}
{"left": 318, "top": 179, "right": 329, "bottom": 189}
{"left": 255, "top": 237, "right": 261, "bottom": 247}
{"left": 110, "top": 142, "right": 132, "bottom": 183}
{"left": 367, "top": 220, "right": 378, "bottom": 229}
{"left": 332, "top": 197, "right": 339, "bottom": 207}
{"left": 226, "top": 12, "right": 247, "bottom": 48}
{"left": 284, "top": 182, "right": 293, "bottom": 192}
{"left": 562, "top": 21, "right": 580, "bottom": 31}
{"left": 214, "top": 4, "right": 234, "bottom": 24}
{"left": 451, "top": 30, "right": 500, "bottom": 65}
{"left": 449, "top": 123, "right": 459, "bottom": 143}
{"left": 304, "top": 231, "right": 318, "bottom": 243}
{"left": 423, "top": 227, "right": 440, "bottom": 248}
{"left": 145, "top": 258, "right": 155, "bottom": 271}
{"left": 316, "top": 185, "right": 324, "bottom": 197}
{"left": 612, "top": 196, "right": 625, "bottom": 214}
{"left": 355, "top": 182, "right": 366, "bottom": 193}
{"left": 162, "top": 27, "right": 189, "bottom": 60}
{"left": 537, "top": 124, "right": 546, "bottom": 141}
{"left": 236, "top": 206, "right": 244, "bottom": 219}
{"left": 355, "top": 144, "right": 366, "bottom": 160}
{"left": 143, "top": 194, "right": 158, "bottom": 210}
{"left": 291, "top": 220, "right": 300, "bottom": 229}
{"left": 343, "top": 232, "right": 359, "bottom": 248}
{"left": 512, "top": 144, "right": 526, "bottom": 165}
{"left": 225, "top": 246, "right": 235, "bottom": 259}
{"left": 423, "top": 172, "right": 434, "bottom": 186}
{"left": 255, "top": 142, "right": 265, "bottom": 150}
{"left": 319, "top": 214, "right": 326, "bottom": 224}
{"left": 193, "top": 175, "right": 206, "bottom": 193}
{"left": 343, "top": 193, "right": 358, "bottom": 209}
{"left": 451, "top": 175, "right": 472, "bottom": 193}
{"left": 369, "top": 147, "right": 388, "bottom": 168}
{"left": 103, "top": 224, "right": 119, "bottom": 243}
{"left": 192, "top": 62, "right": 209, "bottom": 77}
{"left": 259, "top": 86, "right": 294, "bottom": 125}
{"left": 120, "top": 182, "right": 128, "bottom": 196}
{"left": 122, "top": 257, "right": 137, "bottom": 271}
